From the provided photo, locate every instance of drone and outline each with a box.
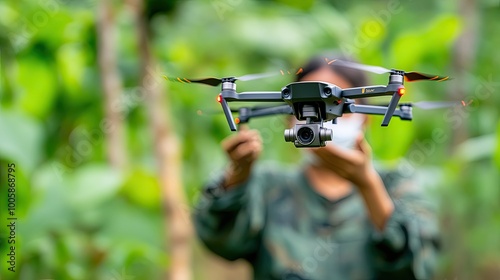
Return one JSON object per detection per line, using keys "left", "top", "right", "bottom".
{"left": 165, "top": 59, "right": 456, "bottom": 148}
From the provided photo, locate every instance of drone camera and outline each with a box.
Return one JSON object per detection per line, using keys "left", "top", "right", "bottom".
{"left": 284, "top": 123, "right": 333, "bottom": 148}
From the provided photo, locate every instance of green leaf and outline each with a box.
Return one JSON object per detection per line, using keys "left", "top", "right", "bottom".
{"left": 15, "top": 55, "right": 57, "bottom": 118}
{"left": 276, "top": 0, "right": 315, "bottom": 11}
{"left": 367, "top": 116, "right": 415, "bottom": 161}
{"left": 56, "top": 43, "right": 88, "bottom": 98}
{"left": 68, "top": 164, "right": 123, "bottom": 208}
{"left": 389, "top": 14, "right": 461, "bottom": 69}
{"left": 20, "top": 179, "right": 73, "bottom": 242}
{"left": 455, "top": 134, "right": 496, "bottom": 162}
{"left": 0, "top": 110, "right": 43, "bottom": 173}
{"left": 494, "top": 121, "right": 500, "bottom": 169}
{"left": 121, "top": 167, "right": 161, "bottom": 209}
{"left": 423, "top": 14, "right": 462, "bottom": 48}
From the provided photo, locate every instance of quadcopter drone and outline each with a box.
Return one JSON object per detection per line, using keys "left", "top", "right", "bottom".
{"left": 165, "top": 59, "right": 456, "bottom": 148}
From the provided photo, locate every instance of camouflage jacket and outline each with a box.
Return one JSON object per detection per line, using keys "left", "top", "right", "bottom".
{"left": 194, "top": 163, "right": 439, "bottom": 280}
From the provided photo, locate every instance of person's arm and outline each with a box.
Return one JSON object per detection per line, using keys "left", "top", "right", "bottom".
{"left": 352, "top": 166, "right": 395, "bottom": 231}
{"left": 194, "top": 170, "right": 264, "bottom": 260}
{"left": 311, "top": 134, "right": 394, "bottom": 230}
{"left": 193, "top": 128, "right": 265, "bottom": 261}
{"left": 370, "top": 171, "right": 440, "bottom": 279}
{"left": 311, "top": 134, "right": 439, "bottom": 278}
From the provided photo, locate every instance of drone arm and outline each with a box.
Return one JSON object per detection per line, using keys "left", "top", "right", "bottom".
{"left": 221, "top": 91, "right": 283, "bottom": 102}
{"left": 247, "top": 105, "right": 293, "bottom": 118}
{"left": 342, "top": 83, "right": 405, "bottom": 126}
{"left": 344, "top": 103, "right": 412, "bottom": 121}
{"left": 341, "top": 84, "right": 398, "bottom": 99}
{"left": 238, "top": 105, "right": 293, "bottom": 124}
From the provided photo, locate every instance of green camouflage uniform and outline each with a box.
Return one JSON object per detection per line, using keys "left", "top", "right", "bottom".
{"left": 194, "top": 163, "right": 439, "bottom": 280}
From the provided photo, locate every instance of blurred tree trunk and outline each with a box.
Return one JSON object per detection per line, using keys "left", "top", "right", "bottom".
{"left": 128, "top": 1, "right": 193, "bottom": 279}
{"left": 446, "top": 0, "right": 478, "bottom": 277}
{"left": 97, "top": 0, "right": 127, "bottom": 169}
{"left": 449, "top": 0, "right": 478, "bottom": 150}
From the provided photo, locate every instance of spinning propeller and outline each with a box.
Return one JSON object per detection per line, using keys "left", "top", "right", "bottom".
{"left": 400, "top": 101, "right": 469, "bottom": 109}
{"left": 163, "top": 68, "right": 302, "bottom": 87}
{"left": 328, "top": 59, "right": 450, "bottom": 82}
{"left": 322, "top": 59, "right": 451, "bottom": 126}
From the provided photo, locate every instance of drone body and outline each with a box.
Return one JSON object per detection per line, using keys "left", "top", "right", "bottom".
{"left": 218, "top": 71, "right": 406, "bottom": 147}
{"left": 165, "top": 59, "right": 451, "bottom": 148}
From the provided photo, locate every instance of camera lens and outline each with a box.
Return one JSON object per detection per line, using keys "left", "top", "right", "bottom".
{"left": 297, "top": 127, "right": 315, "bottom": 145}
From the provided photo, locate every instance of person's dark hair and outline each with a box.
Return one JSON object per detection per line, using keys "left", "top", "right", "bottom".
{"left": 295, "top": 54, "right": 369, "bottom": 88}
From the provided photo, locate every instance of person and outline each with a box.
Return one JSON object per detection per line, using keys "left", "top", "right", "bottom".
{"left": 193, "top": 55, "right": 440, "bottom": 280}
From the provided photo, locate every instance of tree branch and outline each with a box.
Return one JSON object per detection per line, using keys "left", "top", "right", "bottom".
{"left": 128, "top": 0, "right": 193, "bottom": 279}
{"left": 97, "top": 0, "right": 127, "bottom": 169}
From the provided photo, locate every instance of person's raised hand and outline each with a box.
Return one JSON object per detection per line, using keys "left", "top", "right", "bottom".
{"left": 221, "top": 125, "right": 262, "bottom": 188}
{"left": 310, "top": 133, "right": 376, "bottom": 188}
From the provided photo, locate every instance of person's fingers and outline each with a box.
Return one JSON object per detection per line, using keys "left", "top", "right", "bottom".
{"left": 311, "top": 145, "right": 350, "bottom": 162}
{"left": 222, "top": 130, "right": 260, "bottom": 153}
{"left": 238, "top": 124, "right": 250, "bottom": 131}
{"left": 314, "top": 150, "right": 355, "bottom": 179}
{"left": 355, "top": 133, "right": 372, "bottom": 156}
{"left": 248, "top": 139, "right": 263, "bottom": 160}
{"left": 229, "top": 138, "right": 262, "bottom": 163}
{"left": 354, "top": 133, "right": 364, "bottom": 151}
{"left": 231, "top": 147, "right": 250, "bottom": 163}
{"left": 253, "top": 130, "right": 262, "bottom": 144}
{"left": 311, "top": 146, "right": 360, "bottom": 172}
{"left": 310, "top": 148, "right": 341, "bottom": 170}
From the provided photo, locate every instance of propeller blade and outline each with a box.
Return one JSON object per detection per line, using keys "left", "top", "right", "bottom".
{"left": 329, "top": 60, "right": 451, "bottom": 82}
{"left": 237, "top": 72, "right": 277, "bottom": 81}
{"left": 378, "top": 101, "right": 463, "bottom": 110}
{"left": 196, "top": 109, "right": 225, "bottom": 115}
{"left": 404, "top": 72, "right": 450, "bottom": 82}
{"left": 163, "top": 66, "right": 304, "bottom": 87}
{"left": 331, "top": 59, "right": 391, "bottom": 75}
{"left": 236, "top": 67, "right": 304, "bottom": 81}
{"left": 189, "top": 77, "right": 223, "bottom": 86}
{"left": 411, "top": 101, "right": 458, "bottom": 109}
{"left": 163, "top": 75, "right": 222, "bottom": 87}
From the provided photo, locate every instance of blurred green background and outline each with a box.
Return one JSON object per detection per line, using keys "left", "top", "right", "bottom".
{"left": 0, "top": 0, "right": 499, "bottom": 279}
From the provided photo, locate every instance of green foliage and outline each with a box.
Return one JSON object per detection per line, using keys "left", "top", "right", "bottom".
{"left": 495, "top": 121, "right": 500, "bottom": 169}
{"left": 0, "top": 110, "right": 44, "bottom": 172}
{"left": 0, "top": 0, "right": 499, "bottom": 278}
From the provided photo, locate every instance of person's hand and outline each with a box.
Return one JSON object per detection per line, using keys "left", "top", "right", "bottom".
{"left": 221, "top": 125, "right": 262, "bottom": 189}
{"left": 310, "top": 133, "right": 376, "bottom": 188}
